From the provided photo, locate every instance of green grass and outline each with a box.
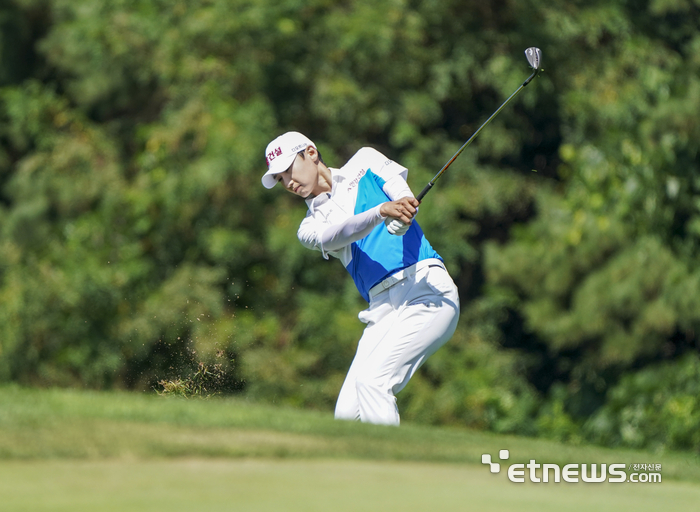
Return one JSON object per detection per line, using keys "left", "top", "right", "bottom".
{"left": 1, "top": 385, "right": 700, "bottom": 511}
{"left": 3, "top": 459, "right": 700, "bottom": 512}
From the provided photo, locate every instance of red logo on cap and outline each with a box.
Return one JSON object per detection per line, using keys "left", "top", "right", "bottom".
{"left": 265, "top": 146, "right": 283, "bottom": 167}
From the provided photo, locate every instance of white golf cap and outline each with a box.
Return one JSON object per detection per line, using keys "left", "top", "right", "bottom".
{"left": 262, "top": 131, "right": 315, "bottom": 189}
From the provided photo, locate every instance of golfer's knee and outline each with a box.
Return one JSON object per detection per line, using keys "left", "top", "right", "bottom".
{"left": 355, "top": 374, "right": 400, "bottom": 425}
{"left": 355, "top": 373, "right": 389, "bottom": 399}
{"left": 334, "top": 405, "right": 359, "bottom": 421}
{"left": 334, "top": 392, "right": 360, "bottom": 421}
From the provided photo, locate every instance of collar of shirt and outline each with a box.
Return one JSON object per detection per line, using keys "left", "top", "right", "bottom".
{"left": 305, "top": 168, "right": 345, "bottom": 213}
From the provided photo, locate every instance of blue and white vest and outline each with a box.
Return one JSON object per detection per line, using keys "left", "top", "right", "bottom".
{"left": 298, "top": 147, "right": 441, "bottom": 302}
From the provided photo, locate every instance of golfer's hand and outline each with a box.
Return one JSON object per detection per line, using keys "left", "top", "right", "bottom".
{"left": 380, "top": 197, "right": 419, "bottom": 225}
{"left": 381, "top": 197, "right": 419, "bottom": 236}
{"left": 385, "top": 218, "right": 410, "bottom": 236}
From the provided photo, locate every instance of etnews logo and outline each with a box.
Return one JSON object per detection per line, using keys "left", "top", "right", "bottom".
{"left": 482, "top": 450, "right": 662, "bottom": 484}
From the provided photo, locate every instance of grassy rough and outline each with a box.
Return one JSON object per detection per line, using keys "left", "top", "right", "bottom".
{"left": 1, "top": 385, "right": 699, "bottom": 484}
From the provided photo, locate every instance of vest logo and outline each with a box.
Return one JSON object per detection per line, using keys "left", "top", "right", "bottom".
{"left": 347, "top": 169, "right": 367, "bottom": 192}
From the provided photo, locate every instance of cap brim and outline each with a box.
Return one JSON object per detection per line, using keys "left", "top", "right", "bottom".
{"left": 261, "top": 153, "right": 296, "bottom": 189}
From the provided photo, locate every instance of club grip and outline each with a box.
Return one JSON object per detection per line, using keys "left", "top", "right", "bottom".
{"left": 416, "top": 182, "right": 433, "bottom": 202}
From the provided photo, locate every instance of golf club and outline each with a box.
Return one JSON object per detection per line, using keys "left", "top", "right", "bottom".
{"left": 416, "top": 47, "right": 543, "bottom": 201}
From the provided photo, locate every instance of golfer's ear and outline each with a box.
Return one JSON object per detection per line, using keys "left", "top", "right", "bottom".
{"left": 306, "top": 145, "right": 319, "bottom": 163}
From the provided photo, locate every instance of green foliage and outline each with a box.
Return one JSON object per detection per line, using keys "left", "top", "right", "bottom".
{"left": 584, "top": 353, "right": 700, "bottom": 452}
{"left": 398, "top": 300, "right": 541, "bottom": 434}
{"left": 484, "top": 0, "right": 700, "bottom": 439}
{"left": 1, "top": 0, "right": 700, "bottom": 452}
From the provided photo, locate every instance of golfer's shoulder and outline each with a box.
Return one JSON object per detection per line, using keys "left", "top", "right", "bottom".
{"left": 343, "top": 147, "right": 407, "bottom": 185}
{"left": 342, "top": 147, "right": 388, "bottom": 171}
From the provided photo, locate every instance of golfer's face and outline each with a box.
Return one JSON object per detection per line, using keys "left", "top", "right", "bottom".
{"left": 276, "top": 151, "right": 318, "bottom": 198}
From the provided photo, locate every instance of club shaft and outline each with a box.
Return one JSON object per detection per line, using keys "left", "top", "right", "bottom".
{"left": 416, "top": 69, "right": 538, "bottom": 202}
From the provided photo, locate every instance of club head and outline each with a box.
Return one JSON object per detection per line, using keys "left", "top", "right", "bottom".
{"left": 525, "top": 47, "right": 542, "bottom": 70}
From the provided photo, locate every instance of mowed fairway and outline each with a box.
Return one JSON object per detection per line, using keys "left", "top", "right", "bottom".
{"left": 3, "top": 459, "right": 700, "bottom": 512}
{"left": 2, "top": 387, "right": 700, "bottom": 511}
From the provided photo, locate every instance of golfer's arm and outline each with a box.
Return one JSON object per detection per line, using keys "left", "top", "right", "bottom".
{"left": 298, "top": 205, "right": 385, "bottom": 253}
{"left": 383, "top": 175, "right": 415, "bottom": 201}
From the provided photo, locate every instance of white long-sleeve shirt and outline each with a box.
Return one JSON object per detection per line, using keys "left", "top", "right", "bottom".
{"left": 297, "top": 147, "right": 440, "bottom": 301}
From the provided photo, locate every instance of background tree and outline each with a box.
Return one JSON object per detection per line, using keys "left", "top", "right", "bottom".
{"left": 1, "top": 0, "right": 698, "bottom": 451}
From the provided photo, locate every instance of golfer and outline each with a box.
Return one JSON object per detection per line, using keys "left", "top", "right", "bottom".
{"left": 262, "top": 131, "right": 459, "bottom": 425}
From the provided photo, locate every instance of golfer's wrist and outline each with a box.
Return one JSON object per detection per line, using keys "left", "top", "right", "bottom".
{"left": 379, "top": 203, "right": 391, "bottom": 218}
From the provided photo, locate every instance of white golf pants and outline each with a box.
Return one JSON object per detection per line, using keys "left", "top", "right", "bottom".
{"left": 334, "top": 259, "right": 460, "bottom": 425}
